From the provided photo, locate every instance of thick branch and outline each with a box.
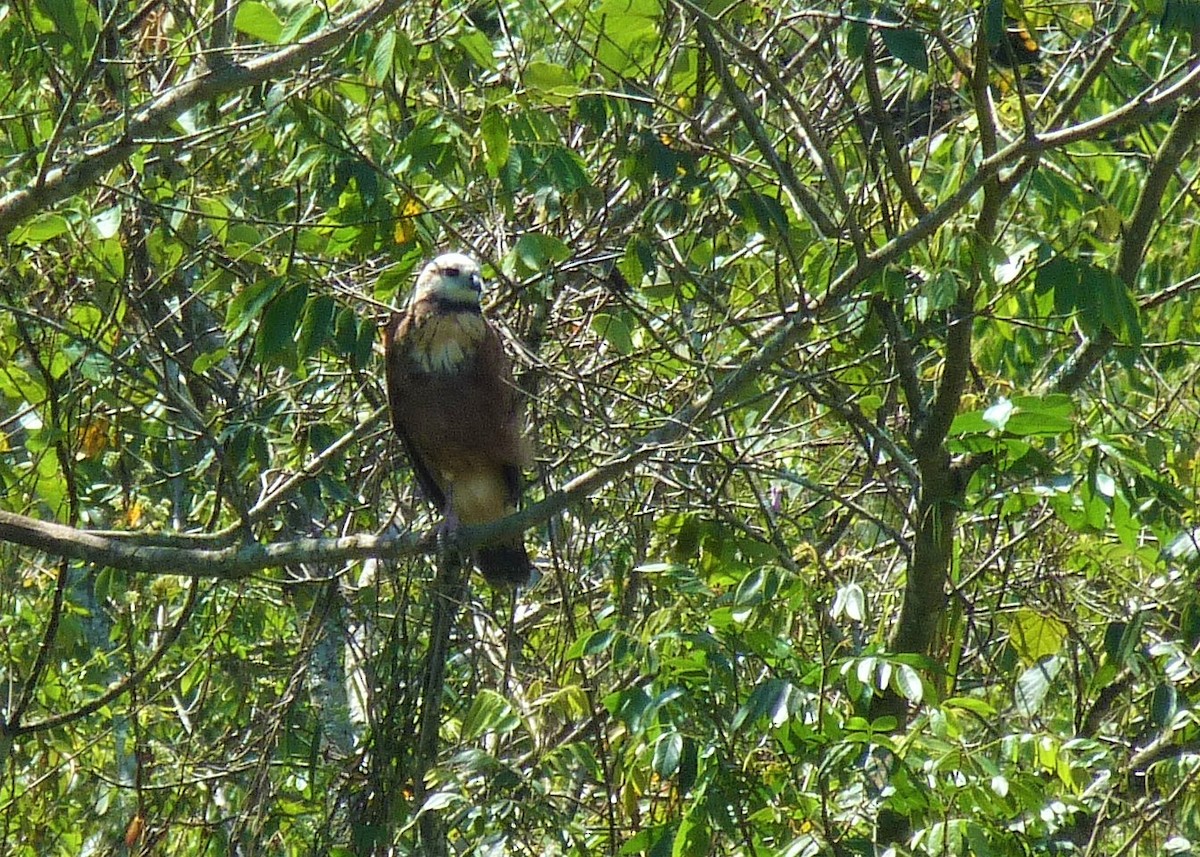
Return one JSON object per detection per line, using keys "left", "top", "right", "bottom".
{"left": 0, "top": 509, "right": 423, "bottom": 577}
{"left": 0, "top": 0, "right": 404, "bottom": 236}
{"left": 3, "top": 55, "right": 1199, "bottom": 574}
{"left": 1046, "top": 97, "right": 1200, "bottom": 394}
{"left": 0, "top": 300, "right": 817, "bottom": 575}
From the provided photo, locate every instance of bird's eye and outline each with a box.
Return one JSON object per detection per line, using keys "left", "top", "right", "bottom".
{"left": 442, "top": 266, "right": 460, "bottom": 277}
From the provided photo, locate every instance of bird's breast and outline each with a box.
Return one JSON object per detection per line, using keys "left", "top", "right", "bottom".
{"left": 409, "top": 311, "right": 488, "bottom": 374}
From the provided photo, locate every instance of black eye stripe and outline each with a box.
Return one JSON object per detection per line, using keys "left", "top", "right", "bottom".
{"left": 441, "top": 266, "right": 460, "bottom": 277}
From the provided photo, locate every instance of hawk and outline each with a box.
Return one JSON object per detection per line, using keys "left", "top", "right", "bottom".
{"left": 383, "top": 252, "right": 533, "bottom": 587}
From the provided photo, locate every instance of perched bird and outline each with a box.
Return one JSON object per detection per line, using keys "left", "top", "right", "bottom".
{"left": 383, "top": 252, "right": 533, "bottom": 587}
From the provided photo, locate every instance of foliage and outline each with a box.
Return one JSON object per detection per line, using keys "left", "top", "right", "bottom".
{"left": 2, "top": 0, "right": 1200, "bottom": 854}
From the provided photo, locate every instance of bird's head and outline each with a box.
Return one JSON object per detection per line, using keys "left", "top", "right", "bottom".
{"left": 413, "top": 252, "right": 484, "bottom": 308}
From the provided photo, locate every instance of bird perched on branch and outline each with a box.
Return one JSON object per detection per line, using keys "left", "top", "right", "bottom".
{"left": 383, "top": 252, "right": 533, "bottom": 587}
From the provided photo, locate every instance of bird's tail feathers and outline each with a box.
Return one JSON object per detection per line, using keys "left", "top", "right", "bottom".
{"left": 476, "top": 542, "right": 532, "bottom": 588}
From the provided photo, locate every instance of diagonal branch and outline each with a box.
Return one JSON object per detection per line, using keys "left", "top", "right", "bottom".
{"left": 9, "top": 577, "right": 199, "bottom": 736}
{"left": 693, "top": 17, "right": 839, "bottom": 239}
{"left": 1046, "top": 96, "right": 1200, "bottom": 395}
{"left": 3, "top": 56, "right": 1200, "bottom": 577}
{"left": 0, "top": 0, "right": 404, "bottom": 236}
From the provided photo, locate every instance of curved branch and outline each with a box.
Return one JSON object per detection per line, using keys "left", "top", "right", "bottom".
{"left": 0, "top": 0, "right": 404, "bottom": 236}
{"left": 7, "top": 559, "right": 70, "bottom": 728}
{"left": 11, "top": 577, "right": 199, "bottom": 736}
{"left": 0, "top": 508, "right": 423, "bottom": 577}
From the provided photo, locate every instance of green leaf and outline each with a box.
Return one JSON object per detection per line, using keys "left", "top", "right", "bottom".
{"left": 673, "top": 810, "right": 711, "bottom": 857}
{"left": 1103, "top": 619, "right": 1133, "bottom": 663}
{"left": 618, "top": 241, "right": 646, "bottom": 288}
{"left": 1092, "top": 267, "right": 1142, "bottom": 346}
{"left": 624, "top": 237, "right": 655, "bottom": 288}
{"left": 984, "top": 0, "right": 1005, "bottom": 44}
{"left": 234, "top": 1, "right": 282, "bottom": 43}
{"left": 297, "top": 294, "right": 335, "bottom": 360}
{"left": 732, "top": 678, "right": 791, "bottom": 731}
{"left": 567, "top": 628, "right": 616, "bottom": 659}
{"left": 923, "top": 270, "right": 958, "bottom": 311}
{"left": 732, "top": 568, "right": 765, "bottom": 607}
{"left": 333, "top": 307, "right": 360, "bottom": 358}
{"left": 605, "top": 686, "right": 652, "bottom": 732}
{"left": 592, "top": 311, "right": 634, "bottom": 355}
{"left": 881, "top": 24, "right": 928, "bottom": 72}
{"left": 419, "top": 792, "right": 463, "bottom": 813}
{"left": 34, "top": 0, "right": 86, "bottom": 46}
{"left": 375, "top": 264, "right": 415, "bottom": 302}
{"left": 458, "top": 28, "right": 496, "bottom": 70}
{"left": 544, "top": 146, "right": 591, "bottom": 192}
{"left": 741, "top": 191, "right": 789, "bottom": 238}
{"left": 652, "top": 732, "right": 682, "bottom": 778}
{"left": 677, "top": 737, "right": 698, "bottom": 793}
{"left": 894, "top": 664, "right": 923, "bottom": 703}
{"left": 1014, "top": 655, "right": 1063, "bottom": 717}
{"left": 847, "top": 13, "right": 870, "bottom": 59}
{"left": 949, "top": 410, "right": 992, "bottom": 436}
{"left": 481, "top": 111, "right": 510, "bottom": 178}
{"left": 1037, "top": 253, "right": 1079, "bottom": 315}
{"left": 280, "top": 1, "right": 323, "bottom": 41}
{"left": 461, "top": 689, "right": 519, "bottom": 739}
{"left": 513, "top": 232, "right": 572, "bottom": 270}
{"left": 255, "top": 283, "right": 307, "bottom": 368}
{"left": 192, "top": 347, "right": 230, "bottom": 375}
{"left": 594, "top": 0, "right": 661, "bottom": 75}
{"left": 227, "top": 277, "right": 283, "bottom": 339}
{"left": 943, "top": 697, "right": 997, "bottom": 717}
{"left": 1007, "top": 609, "right": 1069, "bottom": 664}
{"left": 11, "top": 213, "right": 71, "bottom": 244}
{"left": 524, "top": 61, "right": 580, "bottom": 102}
{"left": 353, "top": 314, "right": 375, "bottom": 370}
{"left": 1160, "top": 0, "right": 1200, "bottom": 30}
{"left": 370, "top": 29, "right": 396, "bottom": 82}
{"left": 1150, "top": 682, "right": 1177, "bottom": 727}
{"left": 648, "top": 828, "right": 675, "bottom": 857}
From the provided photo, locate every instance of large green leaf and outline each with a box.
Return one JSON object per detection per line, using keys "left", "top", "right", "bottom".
{"left": 234, "top": 1, "right": 282, "bottom": 43}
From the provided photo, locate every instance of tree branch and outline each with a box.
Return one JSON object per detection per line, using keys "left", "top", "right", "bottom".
{"left": 3, "top": 49, "right": 1198, "bottom": 578}
{"left": 0, "top": 301, "right": 816, "bottom": 576}
{"left": 693, "top": 17, "right": 839, "bottom": 239}
{"left": 10, "top": 577, "right": 199, "bottom": 736}
{"left": 0, "top": 0, "right": 405, "bottom": 236}
{"left": 1046, "top": 96, "right": 1200, "bottom": 394}
{"left": 0, "top": 509, "right": 423, "bottom": 577}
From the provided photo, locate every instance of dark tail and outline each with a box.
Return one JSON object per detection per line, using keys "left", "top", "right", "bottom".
{"left": 476, "top": 541, "right": 532, "bottom": 587}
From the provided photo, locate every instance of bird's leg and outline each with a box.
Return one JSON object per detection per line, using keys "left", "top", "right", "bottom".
{"left": 436, "top": 485, "right": 460, "bottom": 541}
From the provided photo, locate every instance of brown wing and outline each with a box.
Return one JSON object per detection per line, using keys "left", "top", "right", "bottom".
{"left": 383, "top": 309, "right": 448, "bottom": 511}
{"left": 474, "top": 319, "right": 530, "bottom": 506}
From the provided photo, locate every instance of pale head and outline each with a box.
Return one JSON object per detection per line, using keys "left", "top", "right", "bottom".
{"left": 413, "top": 252, "right": 484, "bottom": 306}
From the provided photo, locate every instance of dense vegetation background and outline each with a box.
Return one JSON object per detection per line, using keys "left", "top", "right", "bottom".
{"left": 2, "top": 0, "right": 1200, "bottom": 853}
